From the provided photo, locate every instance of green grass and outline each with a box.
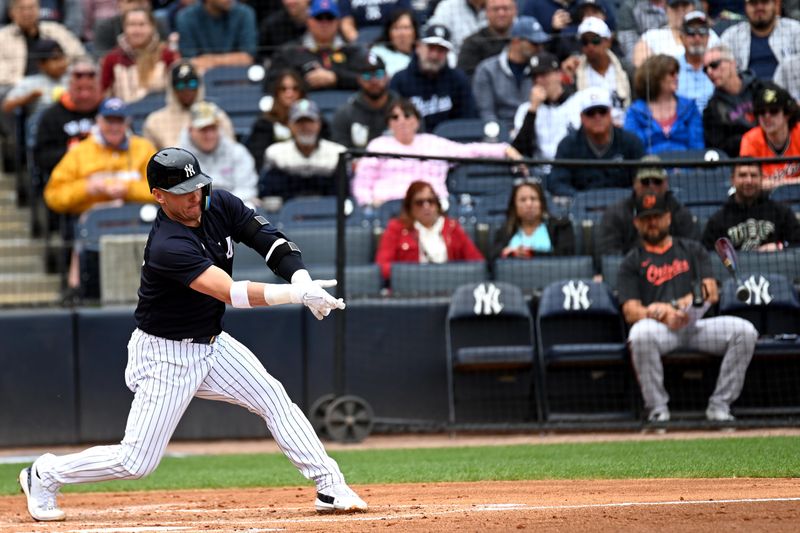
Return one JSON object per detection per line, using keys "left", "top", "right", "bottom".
{"left": 1, "top": 436, "right": 798, "bottom": 496}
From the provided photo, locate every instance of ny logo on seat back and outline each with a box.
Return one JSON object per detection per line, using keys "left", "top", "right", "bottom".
{"left": 184, "top": 164, "right": 195, "bottom": 177}
{"left": 743, "top": 275, "right": 772, "bottom": 305}
{"left": 562, "top": 280, "right": 591, "bottom": 310}
{"left": 472, "top": 283, "right": 503, "bottom": 315}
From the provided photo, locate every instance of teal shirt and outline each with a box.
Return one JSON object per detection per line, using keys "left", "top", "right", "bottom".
{"left": 508, "top": 225, "right": 552, "bottom": 253}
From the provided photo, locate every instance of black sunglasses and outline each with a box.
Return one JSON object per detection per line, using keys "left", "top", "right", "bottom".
{"left": 314, "top": 13, "right": 337, "bottom": 21}
{"left": 683, "top": 26, "right": 709, "bottom": 37}
{"left": 389, "top": 111, "right": 413, "bottom": 121}
{"left": 580, "top": 35, "right": 603, "bottom": 46}
{"left": 703, "top": 59, "right": 723, "bottom": 73}
{"left": 583, "top": 106, "right": 609, "bottom": 117}
{"left": 757, "top": 106, "right": 783, "bottom": 116}
{"left": 413, "top": 197, "right": 437, "bottom": 207}
{"left": 72, "top": 71, "right": 96, "bottom": 79}
{"left": 639, "top": 177, "right": 665, "bottom": 186}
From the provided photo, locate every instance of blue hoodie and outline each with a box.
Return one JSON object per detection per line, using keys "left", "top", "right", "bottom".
{"left": 623, "top": 95, "right": 704, "bottom": 154}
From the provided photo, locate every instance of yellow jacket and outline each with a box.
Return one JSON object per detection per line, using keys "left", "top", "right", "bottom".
{"left": 44, "top": 131, "right": 157, "bottom": 215}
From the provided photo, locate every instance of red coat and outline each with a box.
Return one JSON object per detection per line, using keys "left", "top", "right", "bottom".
{"left": 375, "top": 216, "right": 484, "bottom": 279}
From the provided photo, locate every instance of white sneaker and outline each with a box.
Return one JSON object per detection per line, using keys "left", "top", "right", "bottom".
{"left": 706, "top": 406, "right": 735, "bottom": 422}
{"left": 19, "top": 456, "right": 65, "bottom": 522}
{"left": 315, "top": 484, "right": 368, "bottom": 513}
{"left": 647, "top": 409, "right": 670, "bottom": 423}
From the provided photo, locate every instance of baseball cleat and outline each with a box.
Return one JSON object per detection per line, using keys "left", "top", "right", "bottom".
{"left": 19, "top": 461, "right": 65, "bottom": 521}
{"left": 315, "top": 484, "right": 368, "bottom": 513}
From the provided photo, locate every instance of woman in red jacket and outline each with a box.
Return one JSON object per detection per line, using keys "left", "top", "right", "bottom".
{"left": 376, "top": 180, "right": 484, "bottom": 280}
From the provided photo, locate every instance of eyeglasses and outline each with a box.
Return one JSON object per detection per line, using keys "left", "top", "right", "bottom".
{"left": 746, "top": 0, "right": 773, "bottom": 5}
{"left": 389, "top": 112, "right": 413, "bottom": 121}
{"left": 174, "top": 79, "right": 199, "bottom": 90}
{"left": 703, "top": 59, "right": 723, "bottom": 73}
{"left": 683, "top": 26, "right": 710, "bottom": 37}
{"left": 582, "top": 106, "right": 609, "bottom": 117}
{"left": 72, "top": 71, "right": 96, "bottom": 79}
{"left": 313, "top": 14, "right": 337, "bottom": 21}
{"left": 279, "top": 84, "right": 300, "bottom": 93}
{"left": 639, "top": 177, "right": 665, "bottom": 186}
{"left": 413, "top": 197, "right": 437, "bottom": 207}
{"left": 580, "top": 35, "right": 603, "bottom": 47}
{"left": 757, "top": 106, "right": 783, "bottom": 116}
{"left": 361, "top": 69, "right": 386, "bottom": 81}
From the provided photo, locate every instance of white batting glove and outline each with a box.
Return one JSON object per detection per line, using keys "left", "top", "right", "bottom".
{"left": 289, "top": 270, "right": 346, "bottom": 320}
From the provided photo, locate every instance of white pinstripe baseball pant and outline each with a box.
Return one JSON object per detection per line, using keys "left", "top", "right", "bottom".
{"left": 34, "top": 329, "right": 345, "bottom": 493}
{"left": 628, "top": 316, "right": 758, "bottom": 413}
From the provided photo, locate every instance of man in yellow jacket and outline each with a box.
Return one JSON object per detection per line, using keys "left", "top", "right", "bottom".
{"left": 44, "top": 96, "right": 157, "bottom": 300}
{"left": 44, "top": 97, "right": 156, "bottom": 214}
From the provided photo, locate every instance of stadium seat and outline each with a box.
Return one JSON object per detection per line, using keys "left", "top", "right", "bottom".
{"left": 276, "top": 196, "right": 358, "bottom": 227}
{"left": 308, "top": 90, "right": 353, "bottom": 123}
{"left": 447, "top": 164, "right": 516, "bottom": 197}
{"left": 355, "top": 25, "right": 383, "bottom": 45}
{"left": 536, "top": 279, "right": 634, "bottom": 421}
{"left": 432, "top": 118, "right": 510, "bottom": 143}
{"left": 446, "top": 281, "right": 538, "bottom": 423}
{"left": 571, "top": 188, "right": 630, "bottom": 224}
{"left": 390, "top": 261, "right": 487, "bottom": 297}
{"left": 710, "top": 249, "right": 800, "bottom": 285}
{"left": 203, "top": 65, "right": 254, "bottom": 90}
{"left": 126, "top": 91, "right": 166, "bottom": 135}
{"left": 600, "top": 254, "right": 624, "bottom": 291}
{"left": 770, "top": 183, "right": 800, "bottom": 212}
{"left": 282, "top": 224, "right": 374, "bottom": 265}
{"left": 494, "top": 256, "right": 594, "bottom": 294}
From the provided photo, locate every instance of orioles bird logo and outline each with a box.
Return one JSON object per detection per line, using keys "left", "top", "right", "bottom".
{"left": 643, "top": 194, "right": 656, "bottom": 209}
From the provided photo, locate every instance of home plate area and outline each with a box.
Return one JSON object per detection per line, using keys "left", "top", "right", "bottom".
{"left": 0, "top": 479, "right": 798, "bottom": 532}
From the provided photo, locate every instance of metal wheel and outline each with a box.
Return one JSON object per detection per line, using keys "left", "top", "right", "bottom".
{"left": 308, "top": 394, "right": 336, "bottom": 438}
{"left": 323, "top": 395, "right": 374, "bottom": 443}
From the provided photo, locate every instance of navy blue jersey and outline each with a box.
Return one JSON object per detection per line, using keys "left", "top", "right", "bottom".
{"left": 135, "top": 189, "right": 281, "bottom": 340}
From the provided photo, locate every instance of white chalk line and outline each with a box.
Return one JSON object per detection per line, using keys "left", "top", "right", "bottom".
{"left": 3, "top": 496, "right": 799, "bottom": 531}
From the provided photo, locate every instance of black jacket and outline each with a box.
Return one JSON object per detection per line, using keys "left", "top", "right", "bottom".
{"left": 33, "top": 100, "right": 98, "bottom": 178}
{"left": 702, "top": 70, "right": 761, "bottom": 157}
{"left": 701, "top": 193, "right": 800, "bottom": 250}
{"left": 457, "top": 27, "right": 510, "bottom": 77}
{"left": 596, "top": 191, "right": 699, "bottom": 258}
{"left": 491, "top": 215, "right": 575, "bottom": 260}
{"left": 330, "top": 90, "right": 398, "bottom": 148}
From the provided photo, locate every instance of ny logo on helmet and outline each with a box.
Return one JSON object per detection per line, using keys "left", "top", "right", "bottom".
{"left": 184, "top": 164, "right": 195, "bottom": 178}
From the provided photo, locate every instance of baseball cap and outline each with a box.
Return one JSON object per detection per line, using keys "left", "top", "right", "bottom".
{"left": 683, "top": 10, "right": 709, "bottom": 27}
{"left": 754, "top": 82, "right": 792, "bottom": 114}
{"left": 352, "top": 50, "right": 386, "bottom": 73}
{"left": 574, "top": 0, "right": 607, "bottom": 16}
{"left": 420, "top": 24, "right": 453, "bottom": 50}
{"left": 635, "top": 155, "right": 668, "bottom": 181}
{"left": 171, "top": 61, "right": 199, "bottom": 89}
{"left": 289, "top": 99, "right": 321, "bottom": 123}
{"left": 529, "top": 51, "right": 560, "bottom": 76}
{"left": 634, "top": 192, "right": 668, "bottom": 218}
{"left": 98, "top": 97, "right": 128, "bottom": 118}
{"left": 33, "top": 39, "right": 64, "bottom": 60}
{"left": 510, "top": 16, "right": 550, "bottom": 44}
{"left": 577, "top": 16, "right": 611, "bottom": 39}
{"left": 190, "top": 101, "right": 221, "bottom": 129}
{"left": 309, "top": 0, "right": 340, "bottom": 18}
{"left": 579, "top": 86, "right": 612, "bottom": 113}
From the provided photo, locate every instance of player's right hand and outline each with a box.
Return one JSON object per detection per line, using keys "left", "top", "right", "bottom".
{"left": 290, "top": 279, "right": 346, "bottom": 320}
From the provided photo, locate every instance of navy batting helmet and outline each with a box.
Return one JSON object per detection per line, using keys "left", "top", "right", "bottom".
{"left": 147, "top": 147, "right": 213, "bottom": 209}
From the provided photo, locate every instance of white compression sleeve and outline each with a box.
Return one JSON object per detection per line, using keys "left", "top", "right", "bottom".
{"left": 229, "top": 280, "right": 251, "bottom": 308}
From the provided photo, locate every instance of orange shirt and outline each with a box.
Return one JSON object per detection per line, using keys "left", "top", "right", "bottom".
{"left": 739, "top": 123, "right": 800, "bottom": 188}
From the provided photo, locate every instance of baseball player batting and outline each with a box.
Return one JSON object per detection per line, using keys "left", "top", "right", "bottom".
{"left": 18, "top": 148, "right": 367, "bottom": 521}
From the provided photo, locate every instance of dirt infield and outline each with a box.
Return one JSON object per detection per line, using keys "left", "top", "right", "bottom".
{"left": 0, "top": 478, "right": 798, "bottom": 532}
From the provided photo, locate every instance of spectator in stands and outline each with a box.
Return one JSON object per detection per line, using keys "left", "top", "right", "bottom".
{"left": 773, "top": 54, "right": 800, "bottom": 103}
{"left": 520, "top": 0, "right": 616, "bottom": 39}
{"left": 369, "top": 9, "right": 417, "bottom": 78}
{"left": 43, "top": 97, "right": 156, "bottom": 294}
{"left": 596, "top": 154, "right": 698, "bottom": 259}
{"left": 100, "top": 8, "right": 178, "bottom": 102}
{"left": 702, "top": 45, "right": 760, "bottom": 157}
{"left": 175, "top": 0, "right": 258, "bottom": 73}
{"left": 34, "top": 57, "right": 101, "bottom": 178}
{"left": 573, "top": 17, "right": 632, "bottom": 127}
{"left": 427, "top": 0, "right": 487, "bottom": 56}
{"left": 457, "top": 0, "right": 516, "bottom": 77}
{"left": 619, "top": 190, "right": 758, "bottom": 423}
{"left": 177, "top": 101, "right": 258, "bottom": 205}
{"left": 676, "top": 11, "right": 714, "bottom": 113}
{"left": 331, "top": 52, "right": 397, "bottom": 148}
{"left": 472, "top": 16, "right": 549, "bottom": 127}
{"left": 93, "top": 0, "right": 170, "bottom": 57}
{"left": 511, "top": 51, "right": 580, "bottom": 160}
{"left": 389, "top": 25, "right": 477, "bottom": 133}
{"left": 268, "top": 0, "right": 365, "bottom": 91}
{"left": 375, "top": 180, "right": 483, "bottom": 280}
{"left": 2, "top": 39, "right": 68, "bottom": 116}
{"left": 549, "top": 87, "right": 645, "bottom": 197}
{"left": 0, "top": 0, "right": 86, "bottom": 97}
{"left": 81, "top": 0, "right": 118, "bottom": 42}
{"left": 352, "top": 98, "right": 522, "bottom": 207}
{"left": 721, "top": 0, "right": 800, "bottom": 81}
{"left": 262, "top": 98, "right": 345, "bottom": 199}
{"left": 549, "top": 0, "right": 619, "bottom": 61}
{"left": 624, "top": 54, "right": 704, "bottom": 153}
{"left": 740, "top": 81, "right": 800, "bottom": 188}
{"left": 616, "top": 0, "right": 669, "bottom": 61}
{"left": 338, "top": 0, "right": 410, "bottom": 44}
{"left": 702, "top": 160, "right": 800, "bottom": 251}
{"left": 492, "top": 179, "right": 575, "bottom": 260}
{"left": 258, "top": 0, "right": 308, "bottom": 61}
{"left": 142, "top": 61, "right": 234, "bottom": 150}
{"left": 633, "top": 0, "right": 714, "bottom": 68}
{"left": 0, "top": 0, "right": 83, "bottom": 39}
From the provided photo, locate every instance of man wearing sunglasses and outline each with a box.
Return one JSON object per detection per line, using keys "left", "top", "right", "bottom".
{"left": 143, "top": 61, "right": 235, "bottom": 150}
{"left": 596, "top": 154, "right": 698, "bottom": 260}
{"left": 331, "top": 52, "right": 398, "bottom": 148}
{"left": 702, "top": 45, "right": 760, "bottom": 157}
{"left": 676, "top": 11, "right": 714, "bottom": 114}
{"left": 720, "top": 0, "right": 800, "bottom": 81}
{"left": 269, "top": 0, "right": 365, "bottom": 91}
{"left": 740, "top": 81, "right": 800, "bottom": 188}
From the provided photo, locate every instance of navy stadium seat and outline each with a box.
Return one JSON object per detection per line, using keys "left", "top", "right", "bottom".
{"left": 390, "top": 261, "right": 487, "bottom": 297}
{"left": 494, "top": 256, "right": 594, "bottom": 294}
